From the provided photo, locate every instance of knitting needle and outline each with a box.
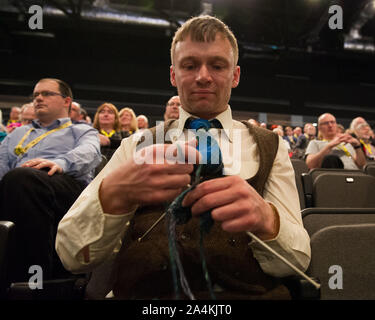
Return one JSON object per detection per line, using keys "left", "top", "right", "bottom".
{"left": 137, "top": 212, "right": 167, "bottom": 242}
{"left": 246, "top": 231, "right": 321, "bottom": 290}
{"left": 137, "top": 183, "right": 193, "bottom": 242}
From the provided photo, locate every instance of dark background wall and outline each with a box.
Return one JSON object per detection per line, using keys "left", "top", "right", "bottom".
{"left": 1, "top": 0, "right": 375, "bottom": 127}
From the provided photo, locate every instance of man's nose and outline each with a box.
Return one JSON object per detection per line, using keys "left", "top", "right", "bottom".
{"left": 196, "top": 65, "right": 212, "bottom": 84}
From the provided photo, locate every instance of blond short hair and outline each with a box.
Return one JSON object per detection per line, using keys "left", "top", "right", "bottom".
{"left": 170, "top": 15, "right": 239, "bottom": 66}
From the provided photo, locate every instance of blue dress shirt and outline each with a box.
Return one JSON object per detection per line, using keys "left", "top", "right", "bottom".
{"left": 0, "top": 117, "right": 101, "bottom": 185}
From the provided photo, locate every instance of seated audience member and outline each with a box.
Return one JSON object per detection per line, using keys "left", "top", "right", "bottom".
{"left": 0, "top": 78, "right": 101, "bottom": 282}
{"left": 93, "top": 103, "right": 125, "bottom": 160}
{"left": 273, "top": 128, "right": 291, "bottom": 151}
{"left": 79, "top": 107, "right": 92, "bottom": 124}
{"left": 56, "top": 15, "right": 310, "bottom": 300}
{"left": 5, "top": 106, "right": 22, "bottom": 133}
{"left": 136, "top": 114, "right": 149, "bottom": 130}
{"left": 283, "top": 126, "right": 297, "bottom": 150}
{"left": 19, "top": 102, "right": 36, "bottom": 125}
{"left": 294, "top": 123, "right": 316, "bottom": 159}
{"left": 5, "top": 106, "right": 21, "bottom": 126}
{"left": 349, "top": 116, "right": 375, "bottom": 145}
{"left": 337, "top": 123, "right": 345, "bottom": 134}
{"left": 248, "top": 118, "right": 260, "bottom": 127}
{"left": 0, "top": 110, "right": 6, "bottom": 142}
{"left": 119, "top": 107, "right": 138, "bottom": 136}
{"left": 355, "top": 122, "right": 375, "bottom": 161}
{"left": 69, "top": 101, "right": 82, "bottom": 123}
{"left": 293, "top": 127, "right": 302, "bottom": 139}
{"left": 164, "top": 95, "right": 180, "bottom": 121}
{"left": 305, "top": 113, "right": 366, "bottom": 169}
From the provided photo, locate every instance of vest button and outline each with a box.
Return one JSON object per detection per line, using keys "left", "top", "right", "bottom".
{"left": 181, "top": 233, "right": 190, "bottom": 241}
{"left": 228, "top": 237, "right": 236, "bottom": 246}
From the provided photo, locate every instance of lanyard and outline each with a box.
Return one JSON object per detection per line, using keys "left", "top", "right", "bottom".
{"left": 14, "top": 121, "right": 72, "bottom": 157}
{"left": 323, "top": 139, "right": 352, "bottom": 158}
{"left": 360, "top": 139, "right": 373, "bottom": 155}
{"left": 100, "top": 129, "right": 116, "bottom": 138}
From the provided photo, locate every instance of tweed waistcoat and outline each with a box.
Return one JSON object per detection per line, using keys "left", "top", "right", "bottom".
{"left": 111, "top": 120, "right": 290, "bottom": 299}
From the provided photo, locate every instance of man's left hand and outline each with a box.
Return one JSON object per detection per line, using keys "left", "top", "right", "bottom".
{"left": 182, "top": 175, "right": 279, "bottom": 240}
{"left": 21, "top": 158, "right": 63, "bottom": 176}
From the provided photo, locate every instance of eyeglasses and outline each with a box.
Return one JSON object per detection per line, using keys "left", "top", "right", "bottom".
{"left": 30, "top": 91, "right": 66, "bottom": 100}
{"left": 319, "top": 120, "right": 336, "bottom": 126}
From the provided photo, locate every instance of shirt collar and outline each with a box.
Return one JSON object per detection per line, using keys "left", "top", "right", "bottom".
{"left": 32, "top": 117, "right": 71, "bottom": 130}
{"left": 177, "top": 106, "right": 234, "bottom": 142}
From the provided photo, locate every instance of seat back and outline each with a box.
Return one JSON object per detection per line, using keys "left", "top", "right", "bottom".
{"left": 290, "top": 158, "right": 309, "bottom": 209}
{"left": 302, "top": 207, "right": 375, "bottom": 236}
{"left": 302, "top": 169, "right": 375, "bottom": 207}
{"left": 364, "top": 162, "right": 375, "bottom": 177}
{"left": 0, "top": 221, "right": 15, "bottom": 298}
{"left": 94, "top": 154, "right": 108, "bottom": 176}
{"left": 307, "top": 223, "right": 375, "bottom": 300}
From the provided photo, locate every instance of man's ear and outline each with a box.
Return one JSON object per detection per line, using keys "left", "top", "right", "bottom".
{"left": 232, "top": 66, "right": 240, "bottom": 88}
{"left": 64, "top": 97, "right": 72, "bottom": 109}
{"left": 170, "top": 65, "right": 177, "bottom": 87}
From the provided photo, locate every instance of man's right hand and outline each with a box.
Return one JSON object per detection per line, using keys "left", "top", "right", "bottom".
{"left": 99, "top": 141, "right": 200, "bottom": 215}
{"left": 328, "top": 133, "right": 360, "bottom": 149}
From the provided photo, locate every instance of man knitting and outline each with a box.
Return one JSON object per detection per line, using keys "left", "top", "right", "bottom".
{"left": 56, "top": 15, "right": 310, "bottom": 299}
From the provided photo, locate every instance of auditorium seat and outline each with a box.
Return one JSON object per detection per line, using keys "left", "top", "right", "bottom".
{"left": 302, "top": 208, "right": 375, "bottom": 299}
{"left": 0, "top": 221, "right": 15, "bottom": 299}
{"left": 290, "top": 158, "right": 309, "bottom": 209}
{"left": 307, "top": 223, "right": 375, "bottom": 299}
{"left": 301, "top": 169, "right": 375, "bottom": 208}
{"left": 364, "top": 162, "right": 375, "bottom": 177}
{"left": 302, "top": 207, "right": 375, "bottom": 236}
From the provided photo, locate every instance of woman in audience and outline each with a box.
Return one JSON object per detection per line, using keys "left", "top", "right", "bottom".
{"left": 93, "top": 103, "right": 126, "bottom": 160}
{"left": 355, "top": 122, "right": 375, "bottom": 161}
{"left": 119, "top": 107, "right": 138, "bottom": 136}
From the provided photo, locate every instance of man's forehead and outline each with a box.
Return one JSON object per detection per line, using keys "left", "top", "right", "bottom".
{"left": 168, "top": 97, "right": 180, "bottom": 104}
{"left": 320, "top": 114, "right": 335, "bottom": 122}
{"left": 174, "top": 34, "right": 233, "bottom": 61}
{"left": 34, "top": 80, "right": 59, "bottom": 91}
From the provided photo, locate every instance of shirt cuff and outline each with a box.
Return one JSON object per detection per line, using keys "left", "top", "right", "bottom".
{"left": 248, "top": 204, "right": 310, "bottom": 277}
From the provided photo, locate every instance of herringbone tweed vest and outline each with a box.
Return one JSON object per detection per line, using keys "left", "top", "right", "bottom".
{"left": 111, "top": 120, "right": 291, "bottom": 299}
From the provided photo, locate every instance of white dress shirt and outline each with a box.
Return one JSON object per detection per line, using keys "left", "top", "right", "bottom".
{"left": 56, "top": 106, "right": 311, "bottom": 278}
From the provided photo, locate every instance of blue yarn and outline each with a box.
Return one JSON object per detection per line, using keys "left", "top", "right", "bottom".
{"left": 166, "top": 119, "right": 223, "bottom": 299}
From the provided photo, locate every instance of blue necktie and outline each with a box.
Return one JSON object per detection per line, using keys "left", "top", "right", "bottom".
{"left": 186, "top": 118, "right": 224, "bottom": 179}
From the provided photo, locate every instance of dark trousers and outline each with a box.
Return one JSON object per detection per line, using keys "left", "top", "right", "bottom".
{"left": 0, "top": 167, "right": 85, "bottom": 283}
{"left": 321, "top": 154, "right": 344, "bottom": 169}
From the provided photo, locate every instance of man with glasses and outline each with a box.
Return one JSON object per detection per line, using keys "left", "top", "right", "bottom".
{"left": 0, "top": 78, "right": 101, "bottom": 283}
{"left": 305, "top": 113, "right": 366, "bottom": 169}
{"left": 164, "top": 95, "right": 181, "bottom": 121}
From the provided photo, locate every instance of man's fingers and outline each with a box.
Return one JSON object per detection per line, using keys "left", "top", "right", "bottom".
{"left": 182, "top": 177, "right": 232, "bottom": 207}
{"left": 135, "top": 143, "right": 200, "bottom": 166}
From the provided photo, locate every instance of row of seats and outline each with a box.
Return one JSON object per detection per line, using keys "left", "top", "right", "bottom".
{"left": 291, "top": 159, "right": 375, "bottom": 209}
{"left": 291, "top": 160, "right": 375, "bottom": 299}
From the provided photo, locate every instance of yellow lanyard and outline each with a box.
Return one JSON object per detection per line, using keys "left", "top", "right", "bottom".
{"left": 360, "top": 139, "right": 373, "bottom": 155}
{"left": 100, "top": 129, "right": 116, "bottom": 138}
{"left": 14, "top": 121, "right": 72, "bottom": 157}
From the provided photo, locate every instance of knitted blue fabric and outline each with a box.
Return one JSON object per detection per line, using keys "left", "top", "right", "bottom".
{"left": 166, "top": 118, "right": 224, "bottom": 299}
